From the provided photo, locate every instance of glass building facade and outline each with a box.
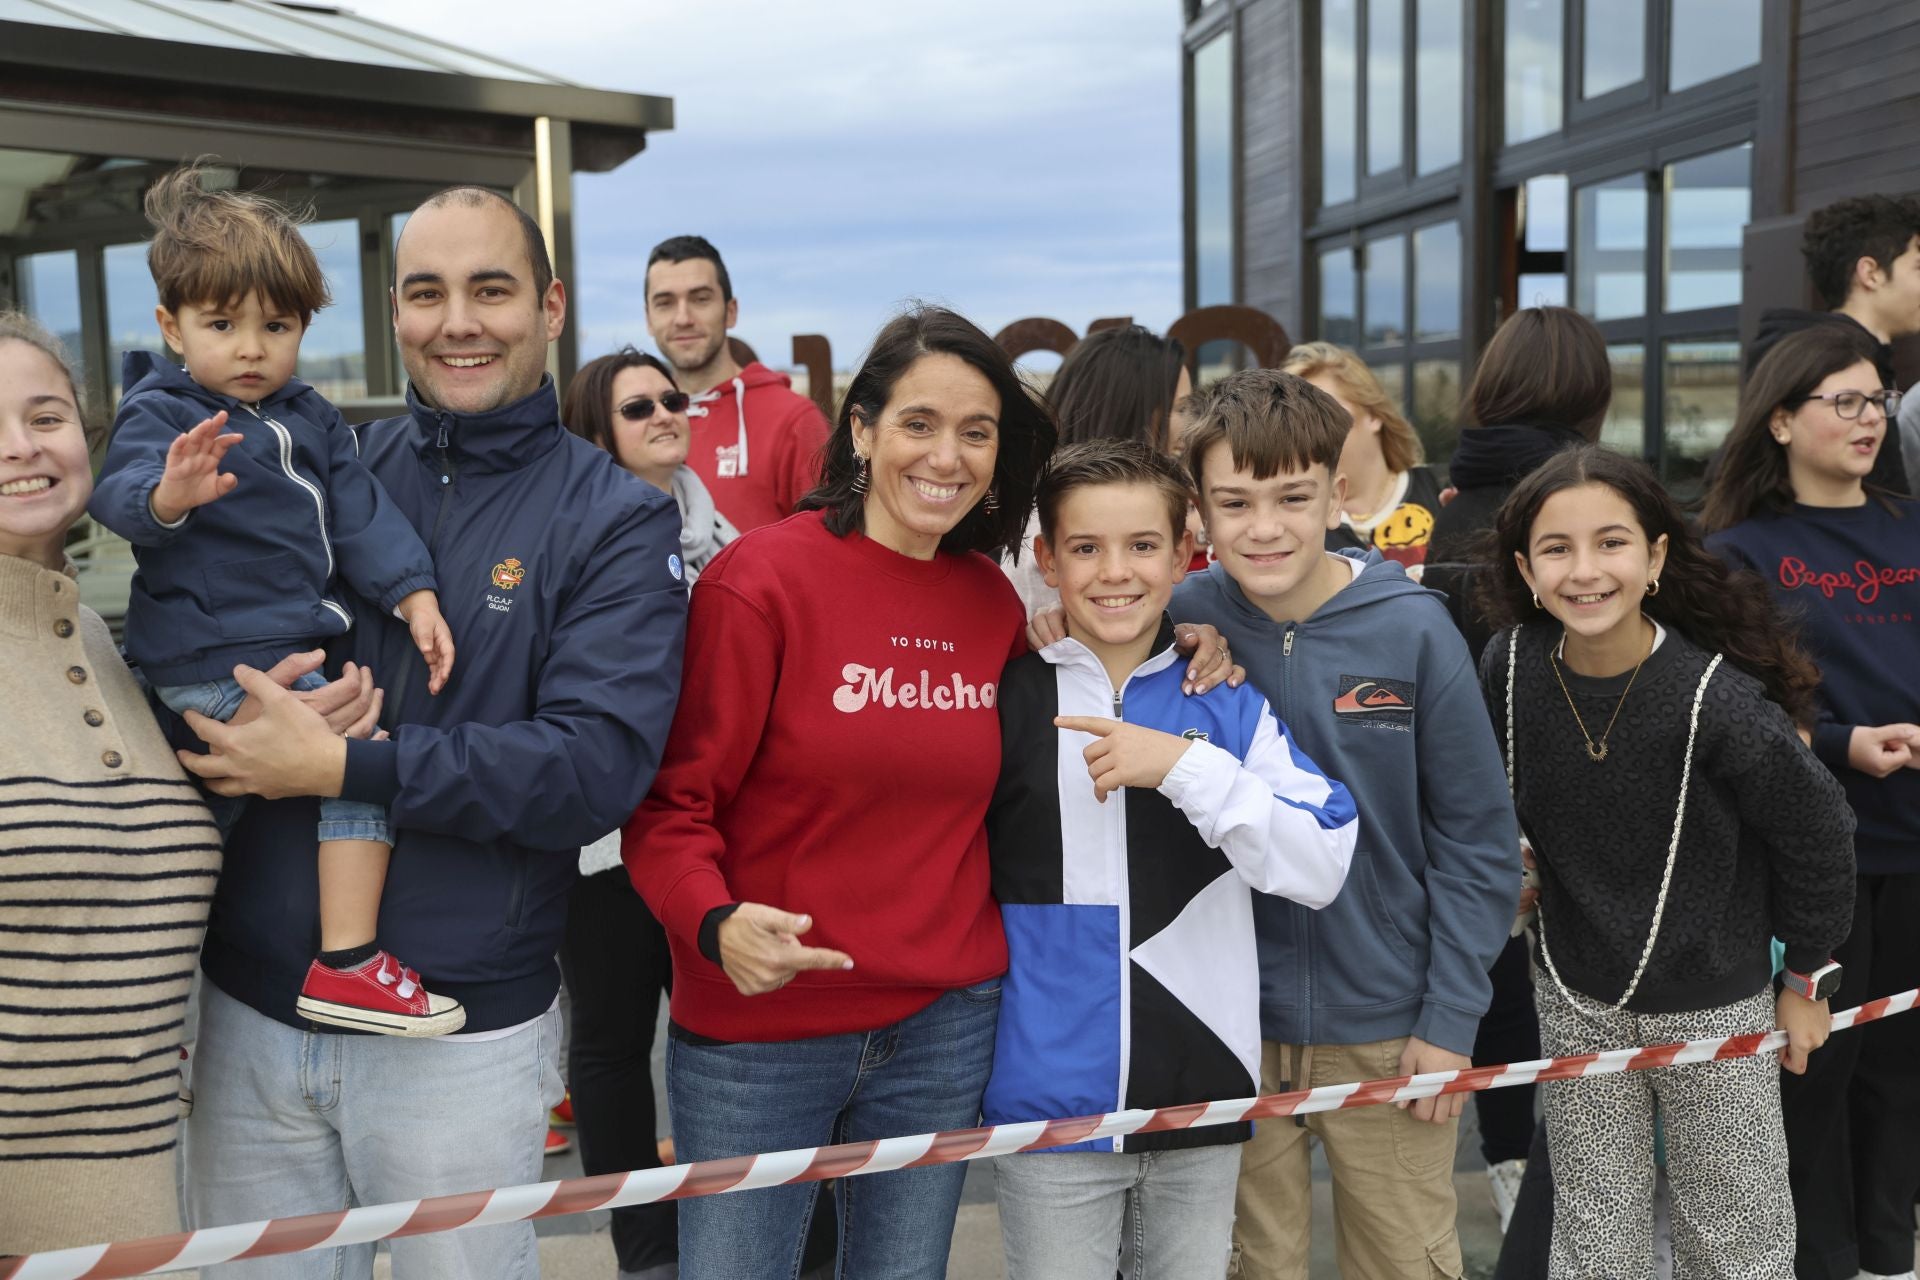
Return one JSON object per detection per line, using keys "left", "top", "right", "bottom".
{"left": 1181, "top": 0, "right": 1907, "bottom": 491}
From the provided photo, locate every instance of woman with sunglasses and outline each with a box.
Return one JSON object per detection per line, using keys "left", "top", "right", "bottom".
{"left": 1702, "top": 324, "right": 1920, "bottom": 1280}
{"left": 551, "top": 347, "right": 738, "bottom": 1280}
{"left": 567, "top": 346, "right": 739, "bottom": 584}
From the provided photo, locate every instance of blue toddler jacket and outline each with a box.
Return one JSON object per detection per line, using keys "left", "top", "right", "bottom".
{"left": 90, "top": 351, "right": 436, "bottom": 686}
{"left": 193, "top": 379, "right": 689, "bottom": 1031}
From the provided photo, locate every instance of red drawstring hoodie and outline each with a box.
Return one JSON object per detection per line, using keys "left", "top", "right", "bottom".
{"left": 684, "top": 362, "right": 832, "bottom": 532}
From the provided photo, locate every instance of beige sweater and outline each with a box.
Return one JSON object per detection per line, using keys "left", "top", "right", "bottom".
{"left": 0, "top": 553, "right": 221, "bottom": 1256}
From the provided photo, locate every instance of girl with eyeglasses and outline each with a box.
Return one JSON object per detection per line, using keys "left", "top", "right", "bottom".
{"left": 566, "top": 346, "right": 739, "bottom": 586}
{"left": 1703, "top": 324, "right": 1920, "bottom": 1280}
{"left": 1484, "top": 445, "right": 1854, "bottom": 1279}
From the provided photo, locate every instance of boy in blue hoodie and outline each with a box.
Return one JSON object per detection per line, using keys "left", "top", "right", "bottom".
{"left": 986, "top": 439, "right": 1357, "bottom": 1279}
{"left": 90, "top": 164, "right": 462, "bottom": 1037}
{"left": 1171, "top": 370, "right": 1518, "bottom": 1280}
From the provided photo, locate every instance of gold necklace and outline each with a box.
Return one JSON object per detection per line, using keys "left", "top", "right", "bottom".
{"left": 1548, "top": 635, "right": 1649, "bottom": 762}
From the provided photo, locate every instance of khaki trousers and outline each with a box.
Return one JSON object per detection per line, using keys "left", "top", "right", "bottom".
{"left": 1229, "top": 1038, "right": 1464, "bottom": 1280}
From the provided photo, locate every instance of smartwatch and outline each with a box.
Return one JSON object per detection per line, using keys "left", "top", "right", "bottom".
{"left": 1781, "top": 960, "right": 1843, "bottom": 1002}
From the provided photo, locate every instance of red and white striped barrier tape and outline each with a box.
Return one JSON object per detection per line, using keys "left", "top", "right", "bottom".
{"left": 5, "top": 986, "right": 1914, "bottom": 1279}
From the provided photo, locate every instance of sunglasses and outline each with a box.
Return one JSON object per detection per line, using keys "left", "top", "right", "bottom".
{"left": 618, "top": 393, "right": 690, "bottom": 420}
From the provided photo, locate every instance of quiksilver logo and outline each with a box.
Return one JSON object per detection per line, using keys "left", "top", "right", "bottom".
{"left": 833, "top": 664, "right": 997, "bottom": 713}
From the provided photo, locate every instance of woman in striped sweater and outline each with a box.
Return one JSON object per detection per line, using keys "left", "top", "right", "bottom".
{"left": 0, "top": 312, "right": 223, "bottom": 1255}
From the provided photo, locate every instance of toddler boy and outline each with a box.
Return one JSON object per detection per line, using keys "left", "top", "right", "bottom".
{"left": 91, "top": 164, "right": 462, "bottom": 1036}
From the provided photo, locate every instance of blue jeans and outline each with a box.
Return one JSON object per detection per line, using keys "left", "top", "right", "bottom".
{"left": 184, "top": 979, "right": 562, "bottom": 1279}
{"left": 156, "top": 672, "right": 388, "bottom": 843}
{"left": 667, "top": 981, "right": 1001, "bottom": 1280}
{"left": 993, "top": 1145, "right": 1242, "bottom": 1279}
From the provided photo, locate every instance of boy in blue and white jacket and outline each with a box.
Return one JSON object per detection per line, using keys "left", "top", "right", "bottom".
{"left": 89, "top": 164, "right": 461, "bottom": 1037}
{"left": 985, "top": 440, "right": 1357, "bottom": 1280}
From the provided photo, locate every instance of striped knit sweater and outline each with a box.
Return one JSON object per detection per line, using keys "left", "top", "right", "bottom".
{"left": 0, "top": 552, "right": 220, "bottom": 1255}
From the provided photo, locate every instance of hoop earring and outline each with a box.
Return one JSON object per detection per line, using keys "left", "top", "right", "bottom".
{"left": 1646, "top": 578, "right": 1661, "bottom": 597}
{"left": 1531, "top": 592, "right": 1542, "bottom": 611}
{"left": 983, "top": 486, "right": 1000, "bottom": 514}
{"left": 851, "top": 454, "right": 870, "bottom": 496}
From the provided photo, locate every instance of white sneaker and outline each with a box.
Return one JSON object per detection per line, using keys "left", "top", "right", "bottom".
{"left": 1488, "top": 1158, "right": 1526, "bottom": 1234}
{"left": 1854, "top": 1271, "right": 1918, "bottom": 1279}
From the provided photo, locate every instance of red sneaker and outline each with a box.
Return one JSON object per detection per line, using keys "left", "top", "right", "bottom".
{"left": 550, "top": 1093, "right": 575, "bottom": 1127}
{"left": 295, "top": 951, "right": 466, "bottom": 1037}
{"left": 544, "top": 1127, "right": 572, "bottom": 1158}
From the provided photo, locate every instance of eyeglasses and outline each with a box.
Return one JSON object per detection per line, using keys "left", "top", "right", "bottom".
{"left": 1800, "top": 389, "right": 1902, "bottom": 420}
{"left": 618, "top": 392, "right": 690, "bottom": 421}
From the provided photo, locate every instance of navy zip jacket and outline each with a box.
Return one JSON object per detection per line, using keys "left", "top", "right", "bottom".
{"left": 1171, "top": 550, "right": 1518, "bottom": 1055}
{"left": 90, "top": 351, "right": 438, "bottom": 686}
{"left": 196, "top": 379, "right": 689, "bottom": 1031}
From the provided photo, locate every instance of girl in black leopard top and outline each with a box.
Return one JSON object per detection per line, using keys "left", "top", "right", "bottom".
{"left": 1478, "top": 446, "right": 1855, "bottom": 1280}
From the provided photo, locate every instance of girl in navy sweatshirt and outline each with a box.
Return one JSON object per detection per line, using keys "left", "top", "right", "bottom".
{"left": 1483, "top": 446, "right": 1854, "bottom": 1280}
{"left": 1703, "top": 323, "right": 1920, "bottom": 1280}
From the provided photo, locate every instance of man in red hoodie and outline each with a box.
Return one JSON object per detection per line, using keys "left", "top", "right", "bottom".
{"left": 645, "top": 235, "right": 832, "bottom": 530}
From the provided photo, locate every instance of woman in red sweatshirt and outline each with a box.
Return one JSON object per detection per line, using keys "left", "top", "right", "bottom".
{"left": 624, "top": 306, "right": 1056, "bottom": 1279}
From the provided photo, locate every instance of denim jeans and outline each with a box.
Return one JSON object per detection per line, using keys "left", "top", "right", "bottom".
{"left": 156, "top": 672, "right": 389, "bottom": 843}
{"left": 994, "top": 1144, "right": 1243, "bottom": 1280}
{"left": 666, "top": 980, "right": 1001, "bottom": 1280}
{"left": 184, "top": 979, "right": 562, "bottom": 1279}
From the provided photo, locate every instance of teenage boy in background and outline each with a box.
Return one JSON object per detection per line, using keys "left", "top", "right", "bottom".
{"left": 986, "top": 439, "right": 1356, "bottom": 1279}
{"left": 1172, "top": 369, "right": 1517, "bottom": 1280}
{"left": 644, "top": 235, "right": 831, "bottom": 530}
{"left": 1747, "top": 194, "right": 1920, "bottom": 496}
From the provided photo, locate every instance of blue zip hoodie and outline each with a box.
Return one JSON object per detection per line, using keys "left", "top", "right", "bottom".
{"left": 89, "top": 351, "right": 438, "bottom": 686}
{"left": 1170, "top": 550, "right": 1518, "bottom": 1055}
{"left": 195, "top": 379, "right": 689, "bottom": 1031}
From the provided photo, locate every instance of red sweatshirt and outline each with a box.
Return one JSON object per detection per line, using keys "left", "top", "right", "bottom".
{"left": 626, "top": 510, "right": 1025, "bottom": 1041}
{"left": 683, "top": 362, "right": 832, "bottom": 532}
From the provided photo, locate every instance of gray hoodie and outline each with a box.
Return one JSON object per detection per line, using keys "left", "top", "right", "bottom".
{"left": 1170, "top": 549, "right": 1518, "bottom": 1055}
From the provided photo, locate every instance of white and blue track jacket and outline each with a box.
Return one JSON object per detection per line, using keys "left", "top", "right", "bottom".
{"left": 983, "top": 620, "right": 1358, "bottom": 1152}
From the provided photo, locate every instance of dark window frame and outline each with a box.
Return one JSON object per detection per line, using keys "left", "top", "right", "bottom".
{"left": 1554, "top": 131, "right": 1752, "bottom": 473}
{"left": 1311, "top": 206, "right": 1467, "bottom": 452}
{"left": 1413, "top": 0, "right": 1468, "bottom": 177}
{"left": 1183, "top": 6, "right": 1241, "bottom": 314}
{"left": 1569, "top": 0, "right": 1654, "bottom": 119}
{"left": 1317, "top": 0, "right": 1465, "bottom": 215}
{"left": 1496, "top": 0, "right": 1763, "bottom": 167}
{"left": 1179, "top": 0, "right": 1770, "bottom": 486}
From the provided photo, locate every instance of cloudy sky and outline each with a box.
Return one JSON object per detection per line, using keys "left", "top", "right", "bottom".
{"left": 343, "top": 0, "right": 1185, "bottom": 371}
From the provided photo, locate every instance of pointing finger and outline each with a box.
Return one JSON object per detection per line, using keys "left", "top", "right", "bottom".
{"left": 1054, "top": 715, "right": 1119, "bottom": 737}
{"left": 786, "top": 946, "right": 856, "bottom": 972}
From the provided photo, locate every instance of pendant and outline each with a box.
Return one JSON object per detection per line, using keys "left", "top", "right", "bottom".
{"left": 1586, "top": 741, "right": 1608, "bottom": 762}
